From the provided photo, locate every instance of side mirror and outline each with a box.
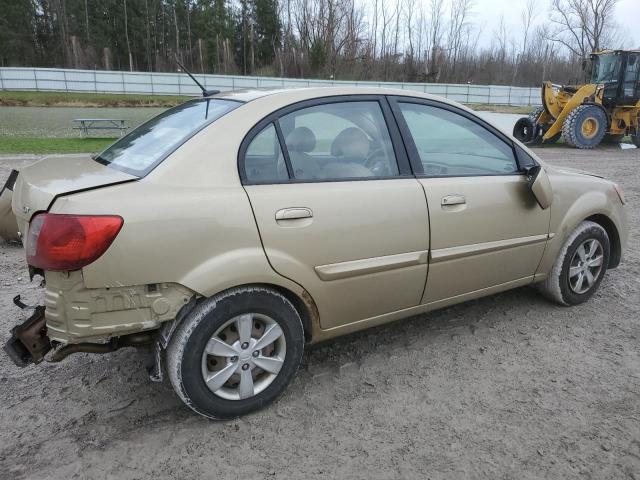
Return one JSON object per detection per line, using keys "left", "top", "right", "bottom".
{"left": 525, "top": 165, "right": 553, "bottom": 209}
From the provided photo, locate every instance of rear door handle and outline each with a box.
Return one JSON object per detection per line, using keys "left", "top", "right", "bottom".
{"left": 275, "top": 207, "right": 313, "bottom": 220}
{"left": 441, "top": 195, "right": 466, "bottom": 206}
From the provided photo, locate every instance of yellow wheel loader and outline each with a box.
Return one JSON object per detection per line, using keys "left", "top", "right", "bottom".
{"left": 513, "top": 50, "right": 640, "bottom": 149}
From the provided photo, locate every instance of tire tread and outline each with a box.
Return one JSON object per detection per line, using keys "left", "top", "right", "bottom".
{"left": 166, "top": 286, "right": 303, "bottom": 419}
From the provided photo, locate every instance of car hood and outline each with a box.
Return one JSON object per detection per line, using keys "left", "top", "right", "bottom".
{"left": 11, "top": 155, "right": 136, "bottom": 226}
{"left": 545, "top": 164, "right": 605, "bottom": 179}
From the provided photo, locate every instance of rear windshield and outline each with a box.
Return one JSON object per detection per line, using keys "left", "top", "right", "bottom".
{"left": 95, "top": 98, "right": 240, "bottom": 176}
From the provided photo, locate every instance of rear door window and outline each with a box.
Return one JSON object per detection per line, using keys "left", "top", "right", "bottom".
{"left": 95, "top": 98, "right": 240, "bottom": 176}
{"left": 278, "top": 101, "right": 400, "bottom": 180}
{"left": 243, "top": 123, "right": 289, "bottom": 183}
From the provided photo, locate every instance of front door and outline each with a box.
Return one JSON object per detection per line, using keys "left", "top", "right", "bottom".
{"left": 621, "top": 53, "right": 640, "bottom": 105}
{"left": 241, "top": 97, "right": 430, "bottom": 329}
{"left": 390, "top": 98, "right": 550, "bottom": 304}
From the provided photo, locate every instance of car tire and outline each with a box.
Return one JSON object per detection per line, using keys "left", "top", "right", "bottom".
{"left": 166, "top": 286, "right": 304, "bottom": 419}
{"left": 561, "top": 104, "right": 607, "bottom": 149}
{"left": 539, "top": 221, "right": 610, "bottom": 306}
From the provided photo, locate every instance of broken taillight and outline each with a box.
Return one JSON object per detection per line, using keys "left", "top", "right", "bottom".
{"left": 26, "top": 213, "right": 123, "bottom": 271}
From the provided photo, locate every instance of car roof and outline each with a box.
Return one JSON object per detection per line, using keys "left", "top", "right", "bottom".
{"left": 211, "top": 86, "right": 462, "bottom": 109}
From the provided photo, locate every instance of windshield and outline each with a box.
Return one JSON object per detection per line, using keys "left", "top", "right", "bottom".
{"left": 590, "top": 54, "right": 622, "bottom": 83}
{"left": 95, "top": 98, "right": 240, "bottom": 176}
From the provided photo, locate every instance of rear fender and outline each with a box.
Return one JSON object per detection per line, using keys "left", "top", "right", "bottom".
{"left": 0, "top": 170, "right": 20, "bottom": 242}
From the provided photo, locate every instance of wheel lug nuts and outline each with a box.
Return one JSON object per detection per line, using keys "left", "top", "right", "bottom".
{"left": 230, "top": 356, "right": 238, "bottom": 362}
{"left": 242, "top": 363, "right": 250, "bottom": 371}
{"left": 241, "top": 342, "right": 249, "bottom": 349}
{"left": 252, "top": 350, "right": 259, "bottom": 357}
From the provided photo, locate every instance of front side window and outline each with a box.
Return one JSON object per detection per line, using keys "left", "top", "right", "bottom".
{"left": 398, "top": 103, "right": 518, "bottom": 176}
{"left": 278, "top": 101, "right": 399, "bottom": 180}
{"left": 591, "top": 54, "right": 622, "bottom": 84}
{"left": 96, "top": 98, "right": 240, "bottom": 176}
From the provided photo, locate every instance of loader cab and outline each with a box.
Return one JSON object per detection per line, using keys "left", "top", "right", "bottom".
{"left": 590, "top": 51, "right": 640, "bottom": 107}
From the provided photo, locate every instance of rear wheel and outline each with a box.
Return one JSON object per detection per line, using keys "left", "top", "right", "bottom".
{"left": 562, "top": 105, "right": 607, "bottom": 149}
{"left": 539, "top": 221, "right": 610, "bottom": 306}
{"left": 167, "top": 287, "right": 304, "bottom": 419}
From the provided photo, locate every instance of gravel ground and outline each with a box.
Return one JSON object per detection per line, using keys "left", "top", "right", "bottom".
{"left": 0, "top": 145, "right": 639, "bottom": 480}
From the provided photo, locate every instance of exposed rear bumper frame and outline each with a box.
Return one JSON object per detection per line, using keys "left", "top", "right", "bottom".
{"left": 3, "top": 304, "right": 51, "bottom": 367}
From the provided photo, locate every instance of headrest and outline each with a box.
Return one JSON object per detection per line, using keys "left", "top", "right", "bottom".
{"left": 330, "top": 127, "right": 370, "bottom": 158}
{"left": 285, "top": 127, "right": 316, "bottom": 153}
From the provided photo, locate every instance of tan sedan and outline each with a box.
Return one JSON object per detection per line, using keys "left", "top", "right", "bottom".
{"left": 1, "top": 88, "right": 628, "bottom": 418}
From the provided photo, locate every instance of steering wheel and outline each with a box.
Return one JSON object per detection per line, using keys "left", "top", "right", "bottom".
{"left": 365, "top": 146, "right": 391, "bottom": 176}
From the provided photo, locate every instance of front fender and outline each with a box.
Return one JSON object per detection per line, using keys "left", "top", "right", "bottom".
{"left": 536, "top": 187, "right": 627, "bottom": 277}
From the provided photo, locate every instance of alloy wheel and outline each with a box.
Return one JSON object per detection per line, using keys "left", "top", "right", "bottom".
{"left": 201, "top": 313, "right": 286, "bottom": 400}
{"left": 568, "top": 238, "right": 604, "bottom": 294}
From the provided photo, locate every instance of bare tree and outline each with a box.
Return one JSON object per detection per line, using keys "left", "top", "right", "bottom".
{"left": 512, "top": 0, "right": 537, "bottom": 83}
{"left": 548, "top": 0, "right": 620, "bottom": 57}
{"left": 447, "top": 0, "right": 474, "bottom": 79}
{"left": 427, "top": 0, "right": 445, "bottom": 81}
{"left": 124, "top": 0, "right": 133, "bottom": 71}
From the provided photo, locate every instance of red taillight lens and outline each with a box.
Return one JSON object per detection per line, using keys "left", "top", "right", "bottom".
{"left": 26, "top": 214, "right": 123, "bottom": 271}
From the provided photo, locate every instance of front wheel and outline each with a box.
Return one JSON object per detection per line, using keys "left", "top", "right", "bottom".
{"left": 539, "top": 221, "right": 610, "bottom": 306}
{"left": 167, "top": 287, "right": 304, "bottom": 419}
{"left": 561, "top": 104, "right": 607, "bottom": 149}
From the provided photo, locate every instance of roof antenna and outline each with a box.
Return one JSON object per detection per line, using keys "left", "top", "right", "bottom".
{"left": 175, "top": 56, "right": 220, "bottom": 97}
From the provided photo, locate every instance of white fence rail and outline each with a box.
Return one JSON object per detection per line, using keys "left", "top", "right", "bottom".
{"left": 0, "top": 67, "right": 540, "bottom": 106}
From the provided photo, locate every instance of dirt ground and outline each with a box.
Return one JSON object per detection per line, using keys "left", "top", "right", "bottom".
{"left": 0, "top": 145, "right": 639, "bottom": 480}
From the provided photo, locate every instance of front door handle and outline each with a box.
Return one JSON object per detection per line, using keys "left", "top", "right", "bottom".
{"left": 441, "top": 195, "right": 466, "bottom": 206}
{"left": 275, "top": 207, "right": 313, "bottom": 221}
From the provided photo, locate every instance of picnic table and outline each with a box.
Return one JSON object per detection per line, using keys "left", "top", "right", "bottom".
{"left": 72, "top": 118, "right": 128, "bottom": 137}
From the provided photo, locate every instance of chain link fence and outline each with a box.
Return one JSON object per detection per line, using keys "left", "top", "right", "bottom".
{"left": 0, "top": 67, "right": 541, "bottom": 106}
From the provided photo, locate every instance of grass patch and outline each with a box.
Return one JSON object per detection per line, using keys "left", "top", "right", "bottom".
{"left": 0, "top": 137, "right": 114, "bottom": 154}
{"left": 0, "top": 91, "right": 191, "bottom": 108}
{"left": 0, "top": 90, "right": 538, "bottom": 113}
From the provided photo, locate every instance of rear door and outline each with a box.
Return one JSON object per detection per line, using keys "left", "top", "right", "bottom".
{"left": 241, "top": 96, "right": 430, "bottom": 329}
{"left": 389, "top": 97, "right": 550, "bottom": 304}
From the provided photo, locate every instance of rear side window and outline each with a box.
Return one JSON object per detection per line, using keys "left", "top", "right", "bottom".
{"left": 278, "top": 101, "right": 399, "bottom": 180}
{"left": 398, "top": 103, "right": 518, "bottom": 176}
{"left": 244, "top": 124, "right": 288, "bottom": 182}
{"left": 95, "top": 98, "right": 240, "bottom": 176}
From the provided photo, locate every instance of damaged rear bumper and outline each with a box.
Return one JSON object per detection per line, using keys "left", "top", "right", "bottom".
{"left": 3, "top": 303, "right": 51, "bottom": 367}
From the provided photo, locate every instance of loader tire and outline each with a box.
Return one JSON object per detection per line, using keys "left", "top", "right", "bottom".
{"left": 561, "top": 104, "right": 607, "bottom": 149}
{"left": 529, "top": 106, "right": 560, "bottom": 144}
{"left": 528, "top": 106, "right": 545, "bottom": 124}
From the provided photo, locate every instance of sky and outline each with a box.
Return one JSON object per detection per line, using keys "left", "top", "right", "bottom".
{"left": 473, "top": 0, "right": 640, "bottom": 50}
